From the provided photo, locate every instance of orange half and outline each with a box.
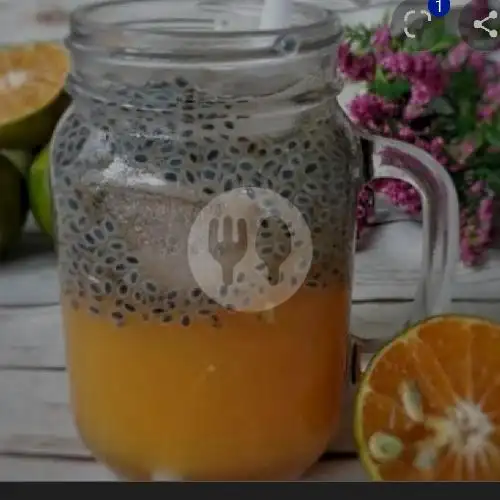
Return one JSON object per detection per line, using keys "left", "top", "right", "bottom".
{"left": 354, "top": 314, "right": 500, "bottom": 481}
{"left": 0, "top": 42, "right": 69, "bottom": 148}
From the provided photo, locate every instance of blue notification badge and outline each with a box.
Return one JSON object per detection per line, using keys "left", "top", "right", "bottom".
{"left": 427, "top": 0, "right": 450, "bottom": 17}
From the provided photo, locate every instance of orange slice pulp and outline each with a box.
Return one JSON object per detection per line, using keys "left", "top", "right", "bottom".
{"left": 0, "top": 42, "right": 69, "bottom": 148}
{"left": 354, "top": 314, "right": 500, "bottom": 481}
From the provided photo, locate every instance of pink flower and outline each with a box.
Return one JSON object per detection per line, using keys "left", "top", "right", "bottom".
{"left": 381, "top": 51, "right": 446, "bottom": 101}
{"left": 470, "top": 0, "right": 491, "bottom": 18}
{"left": 374, "top": 179, "right": 422, "bottom": 216}
{"left": 371, "top": 27, "right": 391, "bottom": 50}
{"left": 476, "top": 58, "right": 500, "bottom": 86}
{"left": 349, "top": 93, "right": 397, "bottom": 127}
{"left": 338, "top": 42, "right": 376, "bottom": 81}
{"left": 410, "top": 82, "right": 432, "bottom": 106}
{"left": 462, "top": 50, "right": 490, "bottom": 87}
{"left": 380, "top": 52, "right": 413, "bottom": 74}
{"left": 449, "top": 162, "right": 467, "bottom": 172}
{"left": 469, "top": 51, "right": 487, "bottom": 72}
{"left": 457, "top": 177, "right": 495, "bottom": 266}
{"left": 403, "top": 103, "right": 425, "bottom": 120}
{"left": 356, "top": 185, "right": 376, "bottom": 245}
{"left": 357, "top": 204, "right": 367, "bottom": 219}
{"left": 436, "top": 155, "right": 450, "bottom": 167}
{"left": 445, "top": 42, "right": 471, "bottom": 71}
{"left": 411, "top": 52, "right": 439, "bottom": 76}
{"left": 412, "top": 53, "right": 447, "bottom": 95}
{"left": 444, "top": 42, "right": 496, "bottom": 90}
{"left": 470, "top": 180, "right": 486, "bottom": 194}
{"left": 397, "top": 126, "right": 416, "bottom": 142}
{"left": 382, "top": 123, "right": 392, "bottom": 135}
{"left": 339, "top": 23, "right": 499, "bottom": 267}
{"left": 414, "top": 138, "right": 433, "bottom": 153}
{"left": 485, "top": 82, "right": 500, "bottom": 101}
{"left": 460, "top": 237, "right": 477, "bottom": 266}
{"left": 459, "top": 139, "right": 477, "bottom": 163}
{"left": 430, "top": 137, "right": 444, "bottom": 151}
{"left": 478, "top": 104, "right": 497, "bottom": 121}
{"left": 479, "top": 196, "right": 494, "bottom": 222}
{"left": 469, "top": 51, "right": 486, "bottom": 69}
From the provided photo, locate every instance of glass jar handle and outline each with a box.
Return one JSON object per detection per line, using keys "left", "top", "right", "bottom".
{"left": 357, "top": 131, "right": 460, "bottom": 348}
{"left": 327, "top": 132, "right": 461, "bottom": 455}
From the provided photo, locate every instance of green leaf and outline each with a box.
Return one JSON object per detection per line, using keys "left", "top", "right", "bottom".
{"left": 448, "top": 69, "right": 481, "bottom": 100}
{"left": 429, "top": 35, "right": 461, "bottom": 53}
{"left": 419, "top": 18, "right": 447, "bottom": 50}
{"left": 487, "top": 178, "right": 500, "bottom": 195}
{"left": 481, "top": 114, "right": 500, "bottom": 147}
{"left": 391, "top": 35, "right": 406, "bottom": 51}
{"left": 343, "top": 24, "right": 375, "bottom": 51}
{"left": 469, "top": 147, "right": 500, "bottom": 168}
{"left": 427, "top": 97, "right": 455, "bottom": 116}
{"left": 370, "top": 78, "right": 410, "bottom": 100}
{"left": 402, "top": 36, "right": 421, "bottom": 53}
{"left": 484, "top": 127, "right": 500, "bottom": 147}
{"left": 474, "top": 168, "right": 500, "bottom": 195}
{"left": 399, "top": 17, "right": 455, "bottom": 53}
{"left": 445, "top": 132, "right": 484, "bottom": 163}
{"left": 369, "top": 67, "right": 410, "bottom": 100}
{"left": 374, "top": 66, "right": 387, "bottom": 82}
{"left": 437, "top": 118, "right": 458, "bottom": 135}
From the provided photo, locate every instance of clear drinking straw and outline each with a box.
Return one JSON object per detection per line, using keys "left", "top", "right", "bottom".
{"left": 259, "top": 0, "right": 292, "bottom": 30}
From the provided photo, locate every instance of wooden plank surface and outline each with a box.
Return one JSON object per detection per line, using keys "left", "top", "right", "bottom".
{"left": 0, "top": 455, "right": 365, "bottom": 482}
{"left": 0, "top": 457, "right": 114, "bottom": 482}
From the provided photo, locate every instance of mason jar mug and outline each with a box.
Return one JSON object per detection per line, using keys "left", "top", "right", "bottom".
{"left": 51, "top": 0, "right": 459, "bottom": 481}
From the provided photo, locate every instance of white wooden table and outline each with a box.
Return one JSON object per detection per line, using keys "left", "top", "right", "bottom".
{"left": 2, "top": 0, "right": 500, "bottom": 482}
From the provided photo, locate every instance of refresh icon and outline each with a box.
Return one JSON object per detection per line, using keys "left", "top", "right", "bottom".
{"left": 403, "top": 9, "right": 432, "bottom": 38}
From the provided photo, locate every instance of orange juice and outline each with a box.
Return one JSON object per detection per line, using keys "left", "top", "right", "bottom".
{"left": 62, "top": 283, "right": 349, "bottom": 481}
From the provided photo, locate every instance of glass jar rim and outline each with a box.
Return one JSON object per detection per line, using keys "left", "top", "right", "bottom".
{"left": 68, "top": 0, "right": 343, "bottom": 61}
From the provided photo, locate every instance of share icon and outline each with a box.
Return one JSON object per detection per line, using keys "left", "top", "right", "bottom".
{"left": 473, "top": 10, "right": 498, "bottom": 38}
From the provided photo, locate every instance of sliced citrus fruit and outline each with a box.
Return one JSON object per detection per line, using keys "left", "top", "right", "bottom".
{"left": 28, "top": 145, "right": 53, "bottom": 237}
{"left": 0, "top": 151, "right": 29, "bottom": 258}
{"left": 0, "top": 42, "right": 70, "bottom": 150}
{"left": 354, "top": 314, "right": 500, "bottom": 481}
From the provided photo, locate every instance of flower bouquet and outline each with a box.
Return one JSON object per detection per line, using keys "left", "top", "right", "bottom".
{"left": 343, "top": 3, "right": 500, "bottom": 266}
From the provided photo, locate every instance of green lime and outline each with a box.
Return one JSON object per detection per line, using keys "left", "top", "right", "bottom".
{"left": 1, "top": 150, "right": 33, "bottom": 177}
{"left": 0, "top": 152, "right": 29, "bottom": 258}
{"left": 28, "top": 146, "right": 53, "bottom": 237}
{"left": 0, "top": 42, "right": 69, "bottom": 150}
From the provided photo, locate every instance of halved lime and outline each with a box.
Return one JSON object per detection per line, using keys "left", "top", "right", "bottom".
{"left": 0, "top": 42, "right": 69, "bottom": 150}
{"left": 28, "top": 145, "right": 53, "bottom": 237}
{"left": 0, "top": 151, "right": 29, "bottom": 258}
